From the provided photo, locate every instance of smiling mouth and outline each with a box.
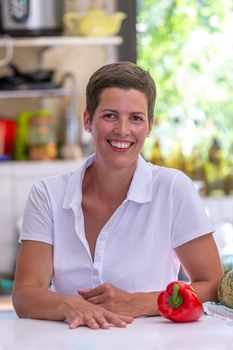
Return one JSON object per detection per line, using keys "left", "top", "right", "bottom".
{"left": 107, "top": 140, "right": 133, "bottom": 150}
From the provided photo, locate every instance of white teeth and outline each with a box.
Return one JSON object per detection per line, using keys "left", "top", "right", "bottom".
{"left": 110, "top": 140, "right": 131, "bottom": 149}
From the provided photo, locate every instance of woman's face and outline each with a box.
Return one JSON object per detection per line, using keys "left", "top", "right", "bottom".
{"left": 83, "top": 87, "right": 154, "bottom": 169}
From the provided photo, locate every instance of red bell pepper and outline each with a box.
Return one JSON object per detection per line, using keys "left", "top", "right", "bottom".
{"left": 157, "top": 281, "right": 204, "bottom": 322}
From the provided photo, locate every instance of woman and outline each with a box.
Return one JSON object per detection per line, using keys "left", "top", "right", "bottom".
{"left": 12, "top": 61, "right": 223, "bottom": 329}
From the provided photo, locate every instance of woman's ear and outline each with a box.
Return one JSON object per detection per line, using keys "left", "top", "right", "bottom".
{"left": 148, "top": 117, "right": 154, "bottom": 135}
{"left": 83, "top": 111, "right": 91, "bottom": 132}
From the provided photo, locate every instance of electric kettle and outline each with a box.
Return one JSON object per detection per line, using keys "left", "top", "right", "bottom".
{"left": 0, "top": 0, "right": 64, "bottom": 36}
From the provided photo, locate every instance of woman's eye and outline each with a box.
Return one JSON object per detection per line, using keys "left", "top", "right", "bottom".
{"left": 131, "top": 115, "right": 144, "bottom": 122}
{"left": 103, "top": 113, "right": 117, "bottom": 120}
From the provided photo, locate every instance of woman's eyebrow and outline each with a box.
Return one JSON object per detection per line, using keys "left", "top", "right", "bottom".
{"left": 129, "top": 111, "right": 147, "bottom": 116}
{"left": 100, "top": 108, "right": 117, "bottom": 113}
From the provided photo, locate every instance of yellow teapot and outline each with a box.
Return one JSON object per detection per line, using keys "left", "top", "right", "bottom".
{"left": 63, "top": 8, "right": 126, "bottom": 37}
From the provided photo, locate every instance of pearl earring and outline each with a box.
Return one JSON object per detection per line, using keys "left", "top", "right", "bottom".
{"left": 85, "top": 128, "right": 90, "bottom": 133}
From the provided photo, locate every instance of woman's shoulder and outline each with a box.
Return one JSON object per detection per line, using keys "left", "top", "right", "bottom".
{"left": 147, "top": 161, "right": 196, "bottom": 195}
{"left": 29, "top": 156, "right": 94, "bottom": 205}
{"left": 34, "top": 168, "right": 76, "bottom": 190}
{"left": 29, "top": 163, "right": 83, "bottom": 201}
{"left": 148, "top": 160, "right": 189, "bottom": 181}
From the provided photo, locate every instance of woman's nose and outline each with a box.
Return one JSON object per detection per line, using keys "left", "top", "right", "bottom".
{"left": 114, "top": 119, "right": 130, "bottom": 136}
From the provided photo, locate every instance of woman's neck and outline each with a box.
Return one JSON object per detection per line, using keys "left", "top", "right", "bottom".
{"left": 83, "top": 161, "right": 137, "bottom": 204}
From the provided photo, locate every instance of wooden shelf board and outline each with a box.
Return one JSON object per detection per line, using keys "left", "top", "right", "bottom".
{"left": 0, "top": 36, "right": 123, "bottom": 48}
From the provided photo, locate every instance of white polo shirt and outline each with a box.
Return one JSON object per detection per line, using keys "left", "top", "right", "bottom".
{"left": 20, "top": 154, "right": 213, "bottom": 294}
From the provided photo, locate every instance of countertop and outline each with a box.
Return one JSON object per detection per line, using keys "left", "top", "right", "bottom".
{"left": 0, "top": 315, "right": 232, "bottom": 350}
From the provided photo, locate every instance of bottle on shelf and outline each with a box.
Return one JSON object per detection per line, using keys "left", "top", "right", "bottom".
{"left": 223, "top": 142, "right": 233, "bottom": 195}
{"left": 185, "top": 146, "right": 206, "bottom": 195}
{"left": 204, "top": 138, "right": 226, "bottom": 196}
{"left": 27, "top": 109, "right": 58, "bottom": 161}
{"left": 165, "top": 140, "right": 186, "bottom": 172}
{"left": 150, "top": 140, "right": 164, "bottom": 166}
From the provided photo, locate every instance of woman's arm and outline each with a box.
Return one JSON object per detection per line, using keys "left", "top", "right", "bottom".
{"left": 80, "top": 233, "right": 224, "bottom": 317}
{"left": 175, "top": 232, "right": 224, "bottom": 301}
{"left": 12, "top": 241, "right": 133, "bottom": 329}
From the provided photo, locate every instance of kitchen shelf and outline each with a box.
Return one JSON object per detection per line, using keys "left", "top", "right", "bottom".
{"left": 0, "top": 35, "right": 122, "bottom": 157}
{"left": 0, "top": 71, "right": 75, "bottom": 100}
{"left": 0, "top": 35, "right": 123, "bottom": 48}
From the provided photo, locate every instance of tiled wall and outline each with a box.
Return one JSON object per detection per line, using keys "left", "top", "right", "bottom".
{"left": 0, "top": 160, "right": 81, "bottom": 274}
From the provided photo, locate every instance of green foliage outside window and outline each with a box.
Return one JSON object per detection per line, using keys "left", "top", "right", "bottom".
{"left": 137, "top": 0, "right": 233, "bottom": 194}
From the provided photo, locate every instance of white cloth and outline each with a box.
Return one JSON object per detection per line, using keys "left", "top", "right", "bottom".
{"left": 20, "top": 154, "right": 214, "bottom": 294}
{"left": 203, "top": 302, "right": 233, "bottom": 323}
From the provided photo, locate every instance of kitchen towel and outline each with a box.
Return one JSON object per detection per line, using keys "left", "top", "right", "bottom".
{"left": 204, "top": 301, "right": 233, "bottom": 325}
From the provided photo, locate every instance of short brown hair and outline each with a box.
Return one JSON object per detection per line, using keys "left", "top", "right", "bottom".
{"left": 85, "top": 61, "right": 156, "bottom": 121}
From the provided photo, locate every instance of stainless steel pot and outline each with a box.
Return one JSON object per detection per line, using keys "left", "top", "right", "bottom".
{"left": 0, "top": 0, "right": 64, "bottom": 36}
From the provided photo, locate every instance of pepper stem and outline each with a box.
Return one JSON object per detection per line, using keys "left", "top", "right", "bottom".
{"left": 169, "top": 284, "right": 182, "bottom": 308}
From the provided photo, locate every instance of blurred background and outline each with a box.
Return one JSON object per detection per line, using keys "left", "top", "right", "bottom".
{"left": 0, "top": 0, "right": 232, "bottom": 309}
{"left": 137, "top": 0, "right": 233, "bottom": 198}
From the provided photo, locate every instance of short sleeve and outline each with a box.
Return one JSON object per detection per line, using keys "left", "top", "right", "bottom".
{"left": 20, "top": 181, "right": 54, "bottom": 245}
{"left": 171, "top": 172, "right": 214, "bottom": 248}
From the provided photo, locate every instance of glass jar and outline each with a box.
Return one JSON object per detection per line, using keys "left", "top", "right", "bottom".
{"left": 28, "top": 110, "right": 57, "bottom": 160}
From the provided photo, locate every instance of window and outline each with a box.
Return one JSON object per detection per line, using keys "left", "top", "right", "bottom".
{"left": 137, "top": 0, "right": 233, "bottom": 196}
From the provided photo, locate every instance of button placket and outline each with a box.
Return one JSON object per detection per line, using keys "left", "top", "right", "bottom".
{"left": 95, "top": 239, "right": 104, "bottom": 259}
{"left": 73, "top": 207, "right": 93, "bottom": 262}
{"left": 92, "top": 267, "right": 102, "bottom": 286}
{"left": 93, "top": 228, "right": 107, "bottom": 269}
{"left": 93, "top": 199, "right": 127, "bottom": 267}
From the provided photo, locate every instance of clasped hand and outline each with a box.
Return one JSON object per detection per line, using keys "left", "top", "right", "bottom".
{"left": 64, "top": 284, "right": 145, "bottom": 329}
{"left": 63, "top": 294, "right": 133, "bottom": 330}
{"left": 79, "top": 283, "right": 140, "bottom": 317}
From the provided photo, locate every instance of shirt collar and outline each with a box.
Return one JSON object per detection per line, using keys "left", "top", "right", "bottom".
{"left": 63, "top": 154, "right": 95, "bottom": 209}
{"left": 126, "top": 155, "right": 152, "bottom": 203}
{"left": 63, "top": 153, "right": 153, "bottom": 209}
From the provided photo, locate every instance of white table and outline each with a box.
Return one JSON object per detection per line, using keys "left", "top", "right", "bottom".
{"left": 0, "top": 315, "right": 232, "bottom": 350}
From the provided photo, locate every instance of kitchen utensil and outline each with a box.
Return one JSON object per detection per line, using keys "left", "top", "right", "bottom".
{"left": 0, "top": 63, "right": 58, "bottom": 90}
{"left": 63, "top": 8, "right": 126, "bottom": 36}
{"left": 8, "top": 63, "right": 54, "bottom": 83}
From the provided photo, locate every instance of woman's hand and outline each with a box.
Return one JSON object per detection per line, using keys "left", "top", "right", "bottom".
{"left": 78, "top": 283, "right": 156, "bottom": 317}
{"left": 63, "top": 294, "right": 133, "bottom": 329}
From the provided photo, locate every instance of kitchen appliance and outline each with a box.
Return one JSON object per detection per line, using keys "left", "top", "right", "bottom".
{"left": 0, "top": 62, "right": 58, "bottom": 90}
{"left": 0, "top": 0, "right": 64, "bottom": 36}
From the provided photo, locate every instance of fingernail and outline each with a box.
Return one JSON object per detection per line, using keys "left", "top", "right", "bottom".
{"left": 102, "top": 323, "right": 109, "bottom": 329}
{"left": 92, "top": 323, "right": 99, "bottom": 329}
